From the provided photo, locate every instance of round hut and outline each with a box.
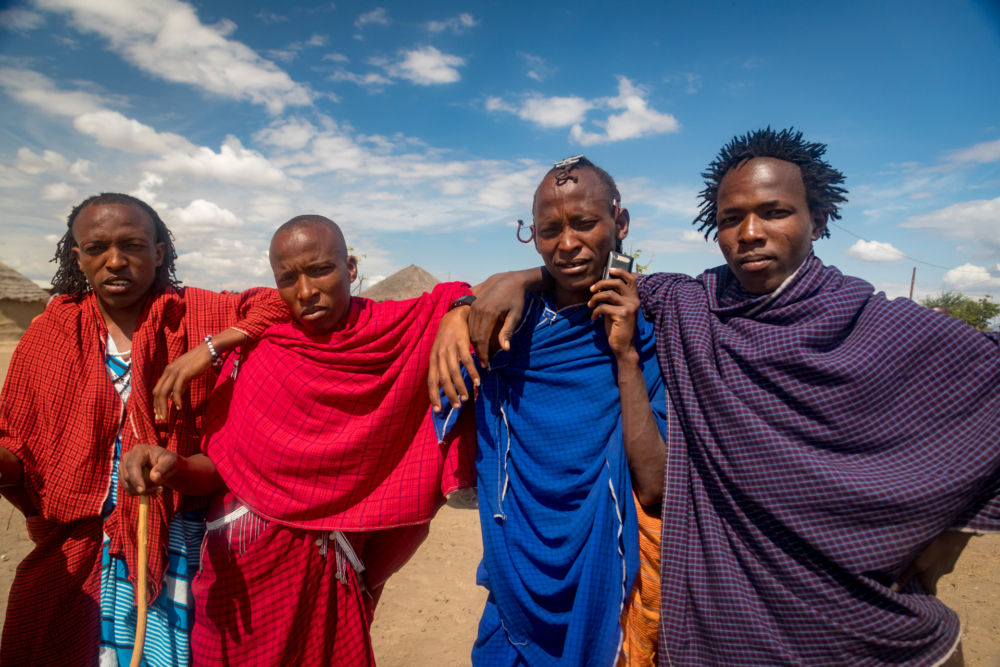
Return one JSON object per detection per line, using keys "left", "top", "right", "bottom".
{"left": 0, "top": 261, "right": 49, "bottom": 343}
{"left": 360, "top": 265, "right": 440, "bottom": 302}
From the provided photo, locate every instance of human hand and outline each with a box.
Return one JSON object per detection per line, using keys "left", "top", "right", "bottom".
{"left": 120, "top": 443, "right": 183, "bottom": 495}
{"left": 428, "top": 307, "right": 480, "bottom": 413}
{"left": 152, "top": 343, "right": 212, "bottom": 421}
{"left": 893, "top": 530, "right": 974, "bottom": 595}
{"left": 468, "top": 275, "right": 529, "bottom": 366}
{"left": 588, "top": 269, "right": 641, "bottom": 361}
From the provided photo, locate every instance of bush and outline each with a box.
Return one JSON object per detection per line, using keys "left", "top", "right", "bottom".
{"left": 919, "top": 291, "right": 1000, "bottom": 330}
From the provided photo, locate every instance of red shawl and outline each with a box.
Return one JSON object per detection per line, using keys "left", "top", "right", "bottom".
{"left": 0, "top": 286, "right": 288, "bottom": 666}
{"left": 202, "top": 282, "right": 477, "bottom": 588}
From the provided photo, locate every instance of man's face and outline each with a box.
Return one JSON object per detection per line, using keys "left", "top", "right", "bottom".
{"left": 532, "top": 169, "right": 628, "bottom": 302}
{"left": 72, "top": 203, "right": 165, "bottom": 312}
{"left": 270, "top": 224, "right": 358, "bottom": 336}
{"left": 715, "top": 157, "right": 825, "bottom": 295}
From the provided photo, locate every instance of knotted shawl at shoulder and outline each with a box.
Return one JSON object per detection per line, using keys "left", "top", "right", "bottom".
{"left": 638, "top": 255, "right": 1000, "bottom": 666}
{"left": 202, "top": 283, "right": 476, "bottom": 552}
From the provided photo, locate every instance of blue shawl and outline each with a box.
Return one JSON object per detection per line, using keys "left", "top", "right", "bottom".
{"left": 638, "top": 254, "right": 1000, "bottom": 666}
{"left": 467, "top": 291, "right": 666, "bottom": 667}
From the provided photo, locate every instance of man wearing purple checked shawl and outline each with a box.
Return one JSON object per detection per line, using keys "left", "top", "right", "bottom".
{"left": 433, "top": 128, "right": 1000, "bottom": 666}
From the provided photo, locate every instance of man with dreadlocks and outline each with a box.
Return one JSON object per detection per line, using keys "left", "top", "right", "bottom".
{"left": 0, "top": 193, "right": 288, "bottom": 667}
{"left": 431, "top": 129, "right": 1000, "bottom": 666}
{"left": 430, "top": 157, "right": 669, "bottom": 667}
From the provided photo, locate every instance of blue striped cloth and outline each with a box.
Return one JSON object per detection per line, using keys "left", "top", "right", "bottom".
{"left": 464, "top": 292, "right": 666, "bottom": 667}
{"left": 100, "top": 340, "right": 205, "bottom": 667}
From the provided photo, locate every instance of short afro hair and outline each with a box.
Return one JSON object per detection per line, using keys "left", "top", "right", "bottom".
{"left": 51, "top": 193, "right": 181, "bottom": 295}
{"left": 693, "top": 127, "right": 848, "bottom": 240}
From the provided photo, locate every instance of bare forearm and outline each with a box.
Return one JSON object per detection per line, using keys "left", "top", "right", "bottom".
{"left": 166, "top": 453, "right": 224, "bottom": 496}
{"left": 0, "top": 448, "right": 24, "bottom": 488}
{"left": 208, "top": 327, "right": 248, "bottom": 355}
{"left": 472, "top": 266, "right": 553, "bottom": 296}
{"left": 616, "top": 353, "right": 666, "bottom": 506}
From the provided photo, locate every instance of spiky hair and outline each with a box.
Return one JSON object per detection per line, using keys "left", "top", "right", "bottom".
{"left": 693, "top": 127, "right": 848, "bottom": 240}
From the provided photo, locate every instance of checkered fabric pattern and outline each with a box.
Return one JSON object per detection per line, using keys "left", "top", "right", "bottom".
{"left": 0, "top": 286, "right": 288, "bottom": 666}
{"left": 637, "top": 253, "right": 1000, "bottom": 667}
{"left": 192, "top": 518, "right": 375, "bottom": 666}
{"left": 200, "top": 283, "right": 477, "bottom": 579}
{"left": 470, "top": 291, "right": 666, "bottom": 667}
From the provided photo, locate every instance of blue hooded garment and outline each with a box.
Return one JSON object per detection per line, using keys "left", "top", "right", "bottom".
{"left": 459, "top": 291, "right": 666, "bottom": 667}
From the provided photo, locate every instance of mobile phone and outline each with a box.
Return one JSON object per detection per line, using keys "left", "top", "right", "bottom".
{"left": 602, "top": 250, "right": 634, "bottom": 283}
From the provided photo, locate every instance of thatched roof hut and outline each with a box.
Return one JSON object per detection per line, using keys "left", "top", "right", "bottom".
{"left": 0, "top": 261, "right": 49, "bottom": 342}
{"left": 360, "top": 265, "right": 440, "bottom": 302}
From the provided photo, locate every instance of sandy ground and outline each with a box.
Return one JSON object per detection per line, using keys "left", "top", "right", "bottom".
{"left": 0, "top": 343, "right": 997, "bottom": 666}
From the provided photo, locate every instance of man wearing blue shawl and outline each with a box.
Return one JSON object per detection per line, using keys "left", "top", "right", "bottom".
{"left": 432, "top": 158, "right": 668, "bottom": 666}
{"left": 433, "top": 129, "right": 1000, "bottom": 666}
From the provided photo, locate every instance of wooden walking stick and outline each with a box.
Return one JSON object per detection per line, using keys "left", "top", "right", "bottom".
{"left": 130, "top": 495, "right": 150, "bottom": 667}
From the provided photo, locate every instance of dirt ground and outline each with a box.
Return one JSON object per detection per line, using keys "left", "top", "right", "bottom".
{"left": 0, "top": 344, "right": 998, "bottom": 666}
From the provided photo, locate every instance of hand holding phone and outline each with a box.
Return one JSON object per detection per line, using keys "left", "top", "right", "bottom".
{"left": 601, "top": 251, "right": 634, "bottom": 284}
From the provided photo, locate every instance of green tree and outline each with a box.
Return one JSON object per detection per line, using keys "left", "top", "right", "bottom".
{"left": 920, "top": 291, "right": 1000, "bottom": 330}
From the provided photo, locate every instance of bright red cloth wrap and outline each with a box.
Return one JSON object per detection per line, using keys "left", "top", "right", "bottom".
{"left": 201, "top": 282, "right": 477, "bottom": 589}
{"left": 0, "top": 286, "right": 288, "bottom": 667}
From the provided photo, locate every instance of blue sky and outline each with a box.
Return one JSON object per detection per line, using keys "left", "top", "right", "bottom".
{"left": 2, "top": 0, "right": 999, "bottom": 300}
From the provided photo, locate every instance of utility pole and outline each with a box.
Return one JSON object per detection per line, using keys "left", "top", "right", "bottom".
{"left": 908, "top": 267, "right": 916, "bottom": 300}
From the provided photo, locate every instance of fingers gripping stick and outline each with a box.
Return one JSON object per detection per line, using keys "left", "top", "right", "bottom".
{"left": 130, "top": 495, "right": 149, "bottom": 667}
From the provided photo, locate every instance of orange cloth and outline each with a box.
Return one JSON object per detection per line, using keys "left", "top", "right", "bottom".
{"left": 618, "top": 494, "right": 662, "bottom": 667}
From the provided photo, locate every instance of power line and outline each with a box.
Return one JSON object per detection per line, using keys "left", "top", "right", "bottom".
{"left": 828, "top": 221, "right": 994, "bottom": 275}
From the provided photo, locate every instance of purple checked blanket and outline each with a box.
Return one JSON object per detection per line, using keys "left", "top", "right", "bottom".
{"left": 637, "top": 253, "right": 1000, "bottom": 667}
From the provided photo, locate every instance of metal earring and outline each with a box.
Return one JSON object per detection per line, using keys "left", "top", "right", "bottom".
{"left": 516, "top": 220, "right": 535, "bottom": 243}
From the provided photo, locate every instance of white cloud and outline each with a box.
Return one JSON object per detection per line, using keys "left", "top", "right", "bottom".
{"left": 329, "top": 69, "right": 394, "bottom": 87}
{"left": 518, "top": 96, "right": 593, "bottom": 128}
{"left": 570, "top": 77, "right": 679, "bottom": 146}
{"left": 16, "top": 147, "right": 70, "bottom": 174}
{"left": 844, "top": 239, "right": 905, "bottom": 263}
{"left": 42, "top": 182, "right": 79, "bottom": 200}
{"left": 35, "top": 0, "right": 313, "bottom": 114}
{"left": 323, "top": 53, "right": 350, "bottom": 63}
{"left": 664, "top": 72, "right": 701, "bottom": 94}
{"left": 518, "top": 53, "right": 555, "bottom": 82}
{"left": 945, "top": 137, "right": 1000, "bottom": 164}
{"left": 176, "top": 238, "right": 272, "bottom": 290}
{"left": 424, "top": 14, "right": 477, "bottom": 34}
{"left": 255, "top": 10, "right": 286, "bottom": 25}
{"left": 73, "top": 110, "right": 192, "bottom": 155}
{"left": 165, "top": 198, "right": 243, "bottom": 235}
{"left": 619, "top": 179, "right": 700, "bottom": 218}
{"left": 254, "top": 117, "right": 319, "bottom": 151}
{"left": 488, "top": 77, "right": 679, "bottom": 145}
{"left": 942, "top": 263, "right": 1000, "bottom": 292}
{"left": 0, "top": 7, "right": 45, "bottom": 30}
{"left": 0, "top": 67, "right": 107, "bottom": 116}
{"left": 14, "top": 147, "right": 92, "bottom": 182}
{"left": 145, "top": 136, "right": 296, "bottom": 188}
{"left": 487, "top": 94, "right": 593, "bottom": 128}
{"left": 355, "top": 8, "right": 388, "bottom": 28}
{"left": 267, "top": 34, "right": 327, "bottom": 63}
{"left": 901, "top": 196, "right": 1000, "bottom": 260}
{"left": 67, "top": 109, "right": 295, "bottom": 188}
{"left": 383, "top": 46, "right": 464, "bottom": 85}
{"left": 636, "top": 228, "right": 722, "bottom": 256}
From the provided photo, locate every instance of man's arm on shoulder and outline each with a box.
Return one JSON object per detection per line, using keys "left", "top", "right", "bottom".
{"left": 428, "top": 267, "right": 552, "bottom": 412}
{"left": 152, "top": 287, "right": 290, "bottom": 419}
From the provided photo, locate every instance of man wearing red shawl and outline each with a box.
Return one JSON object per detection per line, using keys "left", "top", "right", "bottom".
{"left": 189, "top": 216, "right": 476, "bottom": 666}
{"left": 0, "top": 193, "right": 289, "bottom": 667}
{"left": 432, "top": 129, "right": 999, "bottom": 666}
